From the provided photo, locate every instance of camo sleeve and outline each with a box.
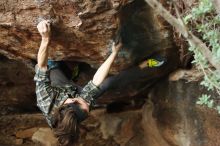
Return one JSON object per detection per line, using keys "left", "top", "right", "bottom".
{"left": 78, "top": 81, "right": 101, "bottom": 107}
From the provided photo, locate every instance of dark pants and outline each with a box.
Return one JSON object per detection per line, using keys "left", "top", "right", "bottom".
{"left": 49, "top": 61, "right": 162, "bottom": 99}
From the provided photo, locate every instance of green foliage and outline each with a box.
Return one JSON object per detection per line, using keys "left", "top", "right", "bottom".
{"left": 196, "top": 94, "right": 214, "bottom": 108}
{"left": 183, "top": 0, "right": 220, "bottom": 113}
{"left": 216, "top": 106, "right": 220, "bottom": 114}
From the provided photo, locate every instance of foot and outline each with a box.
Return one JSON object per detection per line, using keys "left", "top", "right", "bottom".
{"left": 139, "top": 56, "right": 166, "bottom": 69}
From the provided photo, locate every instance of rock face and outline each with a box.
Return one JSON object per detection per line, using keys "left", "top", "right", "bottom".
{"left": 0, "top": 0, "right": 177, "bottom": 71}
{"left": 150, "top": 79, "right": 220, "bottom": 146}
{"left": 0, "top": 55, "right": 36, "bottom": 114}
{"left": 0, "top": 114, "right": 47, "bottom": 146}
{"left": 4, "top": 0, "right": 219, "bottom": 146}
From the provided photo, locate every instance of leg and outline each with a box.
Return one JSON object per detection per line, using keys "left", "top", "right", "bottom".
{"left": 96, "top": 56, "right": 167, "bottom": 98}
{"left": 99, "top": 66, "right": 141, "bottom": 90}
{"left": 48, "top": 61, "right": 70, "bottom": 86}
{"left": 48, "top": 61, "right": 82, "bottom": 91}
{"left": 94, "top": 66, "right": 143, "bottom": 98}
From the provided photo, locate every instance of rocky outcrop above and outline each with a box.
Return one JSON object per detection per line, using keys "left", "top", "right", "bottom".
{"left": 0, "top": 0, "right": 177, "bottom": 71}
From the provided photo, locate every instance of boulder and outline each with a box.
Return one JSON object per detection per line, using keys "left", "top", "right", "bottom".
{"left": 0, "top": 114, "right": 47, "bottom": 145}
{"left": 32, "top": 128, "right": 58, "bottom": 146}
{"left": 149, "top": 77, "right": 220, "bottom": 146}
{"left": 0, "top": 0, "right": 178, "bottom": 71}
{"left": 0, "top": 55, "right": 36, "bottom": 115}
{"left": 16, "top": 127, "right": 39, "bottom": 139}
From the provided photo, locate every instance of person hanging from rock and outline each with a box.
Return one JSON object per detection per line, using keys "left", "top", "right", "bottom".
{"left": 34, "top": 20, "right": 165, "bottom": 146}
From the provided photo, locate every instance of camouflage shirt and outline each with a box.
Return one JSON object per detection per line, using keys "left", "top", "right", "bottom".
{"left": 34, "top": 65, "right": 100, "bottom": 127}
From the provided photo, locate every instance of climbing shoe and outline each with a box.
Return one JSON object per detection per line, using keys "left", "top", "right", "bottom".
{"left": 140, "top": 56, "right": 166, "bottom": 68}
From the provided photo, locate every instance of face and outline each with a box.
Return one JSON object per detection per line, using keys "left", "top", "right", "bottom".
{"left": 64, "top": 97, "right": 89, "bottom": 113}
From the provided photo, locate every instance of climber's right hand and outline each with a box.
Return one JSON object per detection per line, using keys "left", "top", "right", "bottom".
{"left": 37, "top": 20, "right": 51, "bottom": 39}
{"left": 112, "top": 42, "right": 122, "bottom": 54}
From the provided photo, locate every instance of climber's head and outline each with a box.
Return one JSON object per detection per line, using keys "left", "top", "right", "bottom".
{"left": 52, "top": 98, "right": 89, "bottom": 146}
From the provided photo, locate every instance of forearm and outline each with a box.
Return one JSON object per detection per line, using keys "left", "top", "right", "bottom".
{"left": 92, "top": 52, "right": 117, "bottom": 86}
{"left": 37, "top": 38, "right": 50, "bottom": 71}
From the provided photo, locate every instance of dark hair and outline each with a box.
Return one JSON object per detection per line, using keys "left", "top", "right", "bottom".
{"left": 53, "top": 105, "right": 80, "bottom": 146}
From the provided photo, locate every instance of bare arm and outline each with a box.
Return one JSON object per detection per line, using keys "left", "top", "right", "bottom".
{"left": 92, "top": 43, "right": 121, "bottom": 86}
{"left": 37, "top": 20, "right": 51, "bottom": 71}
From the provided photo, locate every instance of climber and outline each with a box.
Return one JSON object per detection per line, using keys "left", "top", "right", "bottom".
{"left": 34, "top": 20, "right": 122, "bottom": 145}
{"left": 34, "top": 20, "right": 165, "bottom": 146}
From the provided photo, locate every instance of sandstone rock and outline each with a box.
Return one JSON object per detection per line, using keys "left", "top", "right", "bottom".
{"left": 15, "top": 138, "right": 23, "bottom": 145}
{"left": 0, "top": 114, "right": 47, "bottom": 145}
{"left": 1, "top": 93, "right": 220, "bottom": 146}
{"left": 169, "top": 68, "right": 203, "bottom": 81}
{"left": 16, "top": 127, "right": 38, "bottom": 139}
{"left": 150, "top": 80, "right": 220, "bottom": 146}
{"left": 32, "top": 128, "right": 58, "bottom": 146}
{"left": 0, "top": 0, "right": 177, "bottom": 72}
{"left": 0, "top": 55, "right": 36, "bottom": 115}
{"left": 1, "top": 1, "right": 207, "bottom": 146}
{"left": 87, "top": 109, "right": 145, "bottom": 146}
{"left": 100, "top": 114, "right": 122, "bottom": 139}
{"left": 141, "top": 101, "right": 170, "bottom": 146}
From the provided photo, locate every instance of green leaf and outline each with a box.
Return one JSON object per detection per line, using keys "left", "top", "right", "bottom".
{"left": 216, "top": 106, "right": 220, "bottom": 114}
{"left": 207, "top": 99, "right": 214, "bottom": 108}
{"left": 184, "top": 14, "right": 193, "bottom": 23}
{"left": 196, "top": 94, "right": 211, "bottom": 105}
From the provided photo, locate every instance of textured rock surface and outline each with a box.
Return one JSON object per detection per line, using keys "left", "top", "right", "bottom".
{"left": 0, "top": 55, "right": 36, "bottom": 114}
{"left": 0, "top": 0, "right": 176, "bottom": 71}
{"left": 32, "top": 128, "right": 58, "bottom": 146}
{"left": 150, "top": 79, "right": 220, "bottom": 146}
{"left": 0, "top": 114, "right": 47, "bottom": 146}
{"left": 3, "top": 0, "right": 219, "bottom": 146}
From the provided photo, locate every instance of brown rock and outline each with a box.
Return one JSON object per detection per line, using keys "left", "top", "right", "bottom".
{"left": 1, "top": 93, "right": 220, "bottom": 146}
{"left": 0, "top": 55, "right": 35, "bottom": 115}
{"left": 89, "top": 109, "right": 145, "bottom": 146}
{"left": 115, "top": 118, "right": 135, "bottom": 145}
{"left": 0, "top": 113, "right": 47, "bottom": 145}
{"left": 32, "top": 128, "right": 58, "bottom": 146}
{"left": 100, "top": 114, "right": 122, "bottom": 139}
{"left": 0, "top": 0, "right": 178, "bottom": 72}
{"left": 16, "top": 127, "right": 39, "bottom": 139}
{"left": 15, "top": 138, "right": 23, "bottom": 145}
{"left": 150, "top": 79, "right": 220, "bottom": 146}
{"left": 169, "top": 69, "right": 203, "bottom": 81}
{"left": 141, "top": 101, "right": 170, "bottom": 146}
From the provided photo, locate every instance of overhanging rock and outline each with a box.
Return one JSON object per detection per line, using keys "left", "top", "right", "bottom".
{"left": 0, "top": 0, "right": 178, "bottom": 72}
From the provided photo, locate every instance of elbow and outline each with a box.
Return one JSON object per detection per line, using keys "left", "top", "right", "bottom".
{"left": 37, "top": 64, "right": 48, "bottom": 72}
{"left": 92, "top": 77, "right": 102, "bottom": 87}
